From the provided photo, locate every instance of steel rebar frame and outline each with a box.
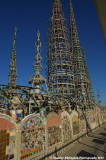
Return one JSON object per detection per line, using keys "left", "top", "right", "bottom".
{"left": 45, "top": 0, "right": 75, "bottom": 98}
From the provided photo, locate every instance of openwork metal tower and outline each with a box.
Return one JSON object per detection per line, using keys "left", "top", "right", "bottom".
{"left": 69, "top": 0, "right": 95, "bottom": 107}
{"left": 8, "top": 27, "right": 17, "bottom": 87}
{"left": 97, "top": 88, "right": 101, "bottom": 106}
{"left": 28, "top": 31, "right": 48, "bottom": 113}
{"left": 45, "top": 0, "right": 74, "bottom": 98}
{"left": 29, "top": 31, "right": 47, "bottom": 94}
{"left": 82, "top": 49, "right": 95, "bottom": 106}
{"left": 69, "top": 0, "right": 87, "bottom": 106}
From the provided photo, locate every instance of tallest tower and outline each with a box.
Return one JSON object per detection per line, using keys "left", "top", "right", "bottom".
{"left": 45, "top": 0, "right": 74, "bottom": 98}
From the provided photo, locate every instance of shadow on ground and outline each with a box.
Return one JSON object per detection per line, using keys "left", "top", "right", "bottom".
{"left": 100, "top": 133, "right": 106, "bottom": 136}
{"left": 77, "top": 150, "right": 97, "bottom": 160}
{"left": 88, "top": 134, "right": 106, "bottom": 141}
{"left": 92, "top": 139, "right": 105, "bottom": 145}
{"left": 78, "top": 140, "right": 106, "bottom": 153}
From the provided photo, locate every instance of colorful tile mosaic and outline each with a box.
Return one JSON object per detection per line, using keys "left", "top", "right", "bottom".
{"left": 80, "top": 119, "right": 86, "bottom": 134}
{"left": 21, "top": 117, "right": 45, "bottom": 160}
{"left": 40, "top": 108, "right": 47, "bottom": 122}
{"left": 62, "top": 115, "right": 71, "bottom": 142}
{"left": 86, "top": 111, "right": 91, "bottom": 127}
{"left": 48, "top": 126, "right": 61, "bottom": 147}
{"left": 73, "top": 121, "right": 79, "bottom": 135}
{"left": 10, "top": 109, "right": 23, "bottom": 122}
{"left": 47, "top": 112, "right": 59, "bottom": 120}
{"left": 0, "top": 129, "right": 15, "bottom": 160}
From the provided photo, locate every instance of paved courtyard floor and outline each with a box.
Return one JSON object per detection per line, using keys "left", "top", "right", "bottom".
{"left": 58, "top": 123, "right": 106, "bottom": 160}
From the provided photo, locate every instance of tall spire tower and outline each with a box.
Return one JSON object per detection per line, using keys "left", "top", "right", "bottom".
{"left": 45, "top": 0, "right": 74, "bottom": 98}
{"left": 8, "top": 27, "right": 17, "bottom": 87}
{"left": 82, "top": 48, "right": 95, "bottom": 106}
{"left": 29, "top": 31, "right": 48, "bottom": 113}
{"left": 97, "top": 88, "right": 101, "bottom": 106}
{"left": 29, "top": 31, "right": 47, "bottom": 94}
{"left": 69, "top": 0, "right": 86, "bottom": 105}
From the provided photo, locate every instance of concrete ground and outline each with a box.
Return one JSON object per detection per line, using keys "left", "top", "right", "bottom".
{"left": 58, "top": 123, "right": 106, "bottom": 160}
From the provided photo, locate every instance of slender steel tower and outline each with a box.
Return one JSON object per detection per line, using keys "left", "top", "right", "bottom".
{"left": 69, "top": 0, "right": 95, "bottom": 107}
{"left": 82, "top": 48, "right": 95, "bottom": 106}
{"left": 97, "top": 88, "right": 101, "bottom": 106}
{"left": 45, "top": 0, "right": 74, "bottom": 99}
{"left": 69, "top": 0, "right": 87, "bottom": 105}
{"left": 29, "top": 31, "right": 47, "bottom": 94}
{"left": 29, "top": 31, "right": 48, "bottom": 113}
{"left": 8, "top": 27, "right": 17, "bottom": 87}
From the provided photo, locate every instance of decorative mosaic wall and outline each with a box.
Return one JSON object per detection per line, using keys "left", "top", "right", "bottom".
{"left": 73, "top": 121, "right": 79, "bottom": 135}
{"left": 0, "top": 129, "right": 15, "bottom": 160}
{"left": 62, "top": 115, "right": 71, "bottom": 142}
{"left": 103, "top": 111, "right": 106, "bottom": 122}
{"left": 89, "top": 112, "right": 95, "bottom": 129}
{"left": 80, "top": 119, "right": 86, "bottom": 134}
{"left": 94, "top": 111, "right": 99, "bottom": 127}
{"left": 86, "top": 111, "right": 91, "bottom": 128}
{"left": 0, "top": 109, "right": 105, "bottom": 160}
{"left": 40, "top": 108, "right": 47, "bottom": 122}
{"left": 101, "top": 112, "right": 104, "bottom": 123}
{"left": 72, "top": 115, "right": 79, "bottom": 135}
{"left": 48, "top": 126, "right": 61, "bottom": 147}
{"left": 20, "top": 117, "right": 45, "bottom": 159}
{"left": 86, "top": 111, "right": 97, "bottom": 130}
{"left": 92, "top": 112, "right": 96, "bottom": 123}
{"left": 99, "top": 112, "right": 102, "bottom": 124}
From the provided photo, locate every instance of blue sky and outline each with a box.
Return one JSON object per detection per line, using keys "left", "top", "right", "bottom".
{"left": 0, "top": 0, "right": 106, "bottom": 106}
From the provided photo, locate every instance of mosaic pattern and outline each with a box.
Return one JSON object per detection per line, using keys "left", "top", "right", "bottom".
{"left": 10, "top": 109, "right": 23, "bottom": 122}
{"left": 0, "top": 129, "right": 15, "bottom": 160}
{"left": 21, "top": 117, "right": 45, "bottom": 159}
{"left": 47, "top": 112, "right": 59, "bottom": 120}
{"left": 92, "top": 112, "right": 96, "bottom": 123}
{"left": 94, "top": 112, "right": 99, "bottom": 126}
{"left": 86, "top": 112, "right": 91, "bottom": 127}
{"left": 99, "top": 113, "right": 102, "bottom": 124}
{"left": 62, "top": 115, "right": 71, "bottom": 142}
{"left": 89, "top": 112, "right": 95, "bottom": 129}
{"left": 73, "top": 121, "right": 79, "bottom": 135}
{"left": 48, "top": 126, "right": 61, "bottom": 147}
{"left": 40, "top": 108, "right": 47, "bottom": 122}
{"left": 101, "top": 112, "right": 104, "bottom": 123}
{"left": 80, "top": 119, "right": 86, "bottom": 134}
{"left": 97, "top": 111, "right": 103, "bottom": 125}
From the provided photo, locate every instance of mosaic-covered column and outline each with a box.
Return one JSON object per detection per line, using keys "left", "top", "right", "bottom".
{"left": 45, "top": 122, "right": 48, "bottom": 154}
{"left": 62, "top": 114, "right": 72, "bottom": 142}
{"left": 14, "top": 124, "right": 21, "bottom": 160}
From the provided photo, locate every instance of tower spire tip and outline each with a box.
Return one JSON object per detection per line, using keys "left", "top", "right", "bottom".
{"left": 37, "top": 30, "right": 40, "bottom": 42}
